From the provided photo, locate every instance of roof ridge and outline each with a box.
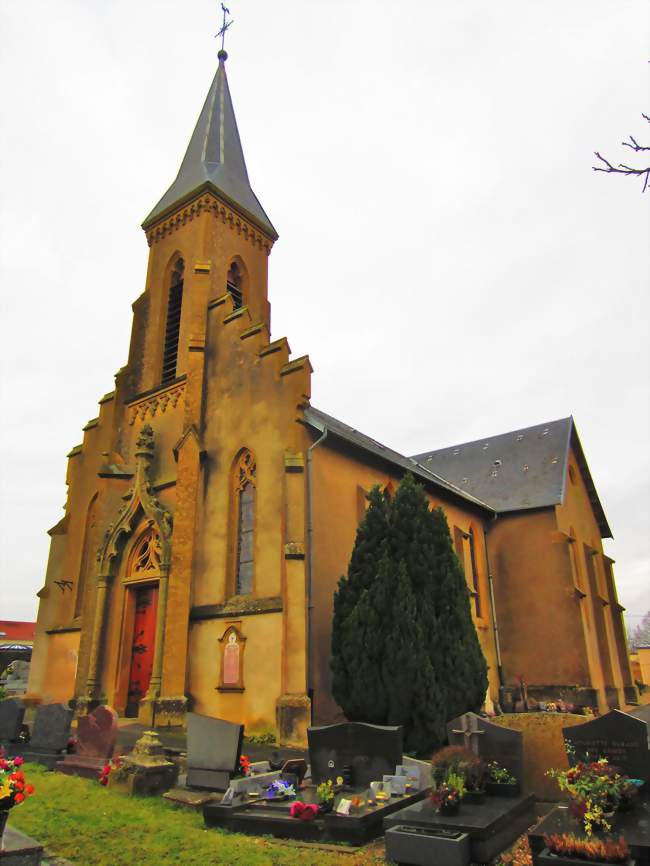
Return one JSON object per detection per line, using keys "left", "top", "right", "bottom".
{"left": 304, "top": 405, "right": 493, "bottom": 512}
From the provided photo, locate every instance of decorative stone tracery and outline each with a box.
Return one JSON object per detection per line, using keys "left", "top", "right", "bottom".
{"left": 127, "top": 381, "right": 185, "bottom": 426}
{"left": 81, "top": 425, "right": 173, "bottom": 718}
{"left": 144, "top": 192, "right": 274, "bottom": 255}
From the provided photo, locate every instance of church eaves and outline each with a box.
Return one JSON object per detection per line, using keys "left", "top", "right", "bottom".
{"left": 142, "top": 50, "right": 277, "bottom": 240}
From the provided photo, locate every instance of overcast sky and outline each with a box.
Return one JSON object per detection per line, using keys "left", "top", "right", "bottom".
{"left": 1, "top": 1, "right": 648, "bottom": 630}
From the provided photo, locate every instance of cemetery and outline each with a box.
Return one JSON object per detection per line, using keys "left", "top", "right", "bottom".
{"left": 1, "top": 695, "right": 649, "bottom": 865}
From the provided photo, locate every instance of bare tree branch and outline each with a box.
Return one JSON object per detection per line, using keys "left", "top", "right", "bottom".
{"left": 593, "top": 113, "right": 650, "bottom": 192}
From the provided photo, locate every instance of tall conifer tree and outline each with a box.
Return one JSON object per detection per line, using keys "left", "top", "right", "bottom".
{"left": 331, "top": 473, "right": 488, "bottom": 753}
{"left": 331, "top": 486, "right": 390, "bottom": 714}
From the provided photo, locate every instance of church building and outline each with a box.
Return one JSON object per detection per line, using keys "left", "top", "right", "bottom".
{"left": 26, "top": 48, "right": 636, "bottom": 744}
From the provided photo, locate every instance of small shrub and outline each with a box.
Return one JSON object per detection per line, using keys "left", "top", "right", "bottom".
{"left": 544, "top": 833, "right": 630, "bottom": 863}
{"left": 431, "top": 745, "right": 487, "bottom": 791}
{"left": 246, "top": 731, "right": 276, "bottom": 745}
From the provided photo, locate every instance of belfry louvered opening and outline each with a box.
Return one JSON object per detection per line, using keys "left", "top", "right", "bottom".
{"left": 161, "top": 258, "right": 184, "bottom": 385}
{"left": 227, "top": 261, "right": 243, "bottom": 309}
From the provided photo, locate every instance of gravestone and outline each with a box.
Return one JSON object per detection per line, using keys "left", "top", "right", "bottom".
{"left": 109, "top": 730, "right": 178, "bottom": 796}
{"left": 307, "top": 722, "right": 402, "bottom": 788}
{"left": 3, "top": 661, "right": 30, "bottom": 695}
{"left": 5, "top": 703, "right": 73, "bottom": 769}
{"left": 447, "top": 712, "right": 523, "bottom": 784}
{"left": 186, "top": 712, "right": 243, "bottom": 791}
{"left": 0, "top": 698, "right": 25, "bottom": 745}
{"left": 57, "top": 705, "right": 118, "bottom": 780}
{"left": 562, "top": 709, "right": 649, "bottom": 788}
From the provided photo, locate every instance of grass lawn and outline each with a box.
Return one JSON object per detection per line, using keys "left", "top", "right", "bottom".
{"left": 8, "top": 765, "right": 386, "bottom": 866}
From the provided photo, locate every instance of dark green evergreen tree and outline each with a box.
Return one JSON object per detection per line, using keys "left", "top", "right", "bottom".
{"left": 330, "top": 472, "right": 488, "bottom": 754}
{"left": 330, "top": 485, "right": 390, "bottom": 714}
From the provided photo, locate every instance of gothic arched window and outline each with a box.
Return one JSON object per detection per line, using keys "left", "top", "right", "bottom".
{"left": 161, "top": 258, "right": 184, "bottom": 385}
{"left": 129, "top": 528, "right": 162, "bottom": 574}
{"left": 233, "top": 450, "right": 256, "bottom": 595}
{"left": 226, "top": 261, "right": 243, "bottom": 309}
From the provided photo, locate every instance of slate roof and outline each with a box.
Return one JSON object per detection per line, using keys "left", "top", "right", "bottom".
{"left": 142, "top": 51, "right": 277, "bottom": 239}
{"left": 303, "top": 406, "right": 493, "bottom": 513}
{"left": 412, "top": 417, "right": 612, "bottom": 538}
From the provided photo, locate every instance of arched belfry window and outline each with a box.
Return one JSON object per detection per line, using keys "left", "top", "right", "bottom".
{"left": 161, "top": 258, "right": 184, "bottom": 385}
{"left": 226, "top": 261, "right": 243, "bottom": 309}
{"left": 233, "top": 450, "right": 256, "bottom": 595}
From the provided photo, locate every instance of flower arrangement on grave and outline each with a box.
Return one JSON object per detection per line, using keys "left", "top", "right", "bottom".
{"left": 263, "top": 778, "right": 296, "bottom": 800}
{"left": 98, "top": 757, "right": 124, "bottom": 786}
{"left": 546, "top": 759, "right": 642, "bottom": 836}
{"left": 0, "top": 755, "right": 36, "bottom": 809}
{"left": 431, "top": 745, "right": 487, "bottom": 795}
{"left": 289, "top": 801, "right": 319, "bottom": 821}
{"left": 236, "top": 754, "right": 251, "bottom": 777}
{"left": 487, "top": 761, "right": 517, "bottom": 785}
{"left": 316, "top": 779, "right": 335, "bottom": 806}
{"left": 430, "top": 770, "right": 465, "bottom": 815}
{"left": 543, "top": 833, "right": 630, "bottom": 864}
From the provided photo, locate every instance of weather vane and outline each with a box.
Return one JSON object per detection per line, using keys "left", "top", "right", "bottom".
{"left": 216, "top": 3, "right": 234, "bottom": 52}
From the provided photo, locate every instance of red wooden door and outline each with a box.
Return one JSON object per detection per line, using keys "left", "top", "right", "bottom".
{"left": 126, "top": 585, "right": 159, "bottom": 717}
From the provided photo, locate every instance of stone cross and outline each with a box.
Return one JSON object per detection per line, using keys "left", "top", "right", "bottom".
{"left": 450, "top": 713, "right": 485, "bottom": 755}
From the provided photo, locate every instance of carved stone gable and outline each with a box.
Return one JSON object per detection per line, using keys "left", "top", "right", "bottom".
{"left": 97, "top": 425, "right": 173, "bottom": 575}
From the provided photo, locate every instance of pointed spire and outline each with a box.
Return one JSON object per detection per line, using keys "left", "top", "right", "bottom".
{"left": 143, "top": 51, "right": 277, "bottom": 239}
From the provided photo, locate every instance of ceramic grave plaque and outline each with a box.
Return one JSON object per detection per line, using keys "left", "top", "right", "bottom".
{"left": 0, "top": 698, "right": 25, "bottom": 744}
{"left": 563, "top": 709, "right": 649, "bottom": 785}
{"left": 447, "top": 712, "right": 523, "bottom": 783}
{"left": 307, "top": 722, "right": 402, "bottom": 789}
{"left": 186, "top": 712, "right": 243, "bottom": 791}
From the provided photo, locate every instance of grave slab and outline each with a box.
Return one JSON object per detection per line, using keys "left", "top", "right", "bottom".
{"left": 529, "top": 803, "right": 650, "bottom": 866}
{"left": 56, "top": 706, "right": 118, "bottom": 780}
{"left": 186, "top": 712, "right": 243, "bottom": 791}
{"left": 384, "top": 793, "right": 536, "bottom": 863}
{"left": 203, "top": 784, "right": 428, "bottom": 845}
{"left": 6, "top": 704, "right": 73, "bottom": 770}
{"left": 307, "top": 722, "right": 402, "bottom": 788}
{"left": 0, "top": 826, "right": 43, "bottom": 865}
{"left": 0, "top": 700, "right": 25, "bottom": 746}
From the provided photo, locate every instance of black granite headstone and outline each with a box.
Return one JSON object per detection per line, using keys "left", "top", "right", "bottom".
{"left": 447, "top": 712, "right": 523, "bottom": 783}
{"left": 186, "top": 712, "right": 244, "bottom": 791}
{"left": 563, "top": 709, "right": 650, "bottom": 783}
{"left": 0, "top": 698, "right": 25, "bottom": 744}
{"left": 307, "top": 722, "right": 402, "bottom": 788}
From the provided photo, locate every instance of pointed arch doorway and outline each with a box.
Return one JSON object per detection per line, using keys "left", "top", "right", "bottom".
{"left": 120, "top": 528, "right": 161, "bottom": 718}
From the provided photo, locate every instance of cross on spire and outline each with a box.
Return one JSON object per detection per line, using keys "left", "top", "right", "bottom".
{"left": 216, "top": 3, "right": 234, "bottom": 53}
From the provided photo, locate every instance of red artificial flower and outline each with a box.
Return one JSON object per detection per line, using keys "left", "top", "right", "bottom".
{"left": 14, "top": 793, "right": 25, "bottom": 804}
{"left": 25, "top": 785, "right": 35, "bottom": 795}
{"left": 0, "top": 760, "right": 7, "bottom": 771}
{"left": 13, "top": 757, "right": 24, "bottom": 767}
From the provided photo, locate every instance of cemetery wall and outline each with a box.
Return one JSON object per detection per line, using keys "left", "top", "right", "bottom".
{"left": 494, "top": 712, "right": 586, "bottom": 800}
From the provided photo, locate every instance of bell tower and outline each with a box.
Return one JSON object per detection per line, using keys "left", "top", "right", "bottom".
{"left": 126, "top": 48, "right": 278, "bottom": 402}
